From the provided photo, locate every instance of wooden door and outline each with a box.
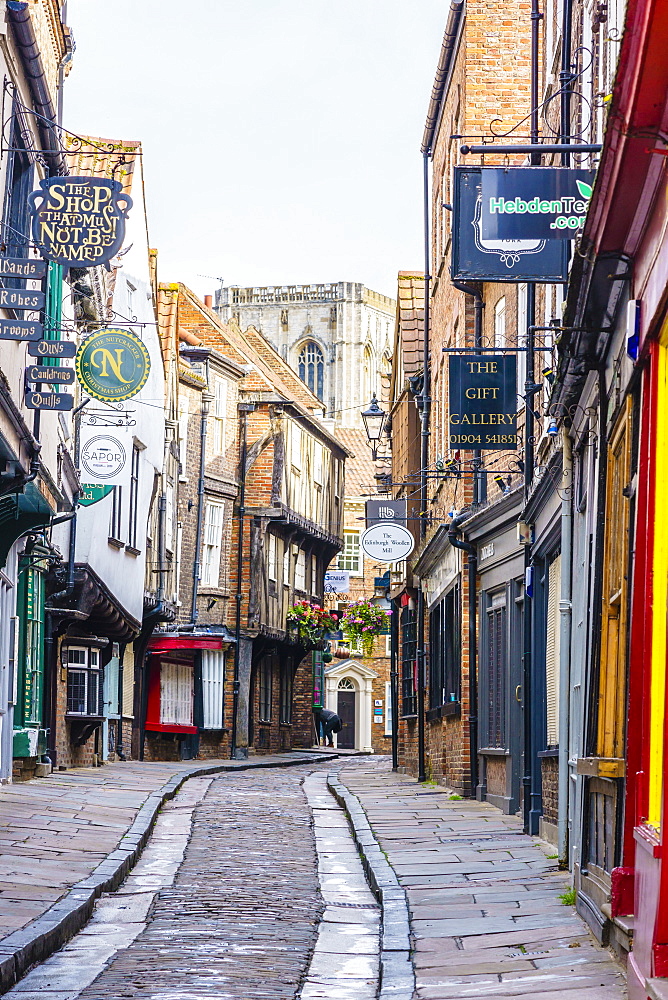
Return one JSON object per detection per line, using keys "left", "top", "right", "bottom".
{"left": 337, "top": 691, "right": 356, "bottom": 748}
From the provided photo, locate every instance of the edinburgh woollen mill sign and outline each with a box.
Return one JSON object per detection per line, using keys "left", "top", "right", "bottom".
{"left": 448, "top": 355, "right": 518, "bottom": 450}
{"left": 75, "top": 329, "right": 151, "bottom": 403}
{"left": 28, "top": 177, "right": 133, "bottom": 267}
{"left": 361, "top": 523, "right": 415, "bottom": 563}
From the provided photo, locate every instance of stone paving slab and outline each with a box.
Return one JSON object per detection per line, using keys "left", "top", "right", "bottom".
{"left": 338, "top": 759, "right": 628, "bottom": 1000}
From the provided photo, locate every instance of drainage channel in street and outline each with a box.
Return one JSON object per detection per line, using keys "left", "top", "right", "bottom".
{"left": 299, "top": 770, "right": 381, "bottom": 1000}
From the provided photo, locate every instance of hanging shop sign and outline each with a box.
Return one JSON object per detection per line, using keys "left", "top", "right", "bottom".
{"left": 0, "top": 320, "right": 43, "bottom": 342}
{"left": 324, "top": 570, "right": 350, "bottom": 594}
{"left": 25, "top": 391, "right": 73, "bottom": 411}
{"left": 0, "top": 288, "right": 45, "bottom": 311}
{"left": 452, "top": 166, "right": 566, "bottom": 282}
{"left": 361, "top": 523, "right": 415, "bottom": 563}
{"left": 448, "top": 354, "right": 518, "bottom": 450}
{"left": 481, "top": 167, "right": 595, "bottom": 240}
{"left": 28, "top": 339, "right": 76, "bottom": 358}
{"left": 0, "top": 257, "right": 48, "bottom": 279}
{"left": 25, "top": 365, "right": 75, "bottom": 385}
{"left": 365, "top": 498, "right": 407, "bottom": 526}
{"left": 79, "top": 421, "right": 132, "bottom": 487}
{"left": 75, "top": 328, "right": 150, "bottom": 403}
{"left": 28, "top": 176, "right": 133, "bottom": 267}
{"left": 79, "top": 484, "right": 115, "bottom": 507}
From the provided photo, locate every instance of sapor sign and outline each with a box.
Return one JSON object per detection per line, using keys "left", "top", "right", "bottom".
{"left": 448, "top": 355, "right": 518, "bottom": 450}
{"left": 79, "top": 427, "right": 131, "bottom": 487}
{"left": 28, "top": 177, "right": 133, "bottom": 267}
{"left": 361, "top": 523, "right": 414, "bottom": 563}
{"left": 481, "top": 167, "right": 595, "bottom": 240}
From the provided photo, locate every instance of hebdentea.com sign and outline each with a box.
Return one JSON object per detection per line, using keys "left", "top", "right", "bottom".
{"left": 481, "top": 167, "right": 595, "bottom": 241}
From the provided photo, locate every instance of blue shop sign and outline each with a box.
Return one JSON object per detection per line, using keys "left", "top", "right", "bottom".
{"left": 452, "top": 167, "right": 567, "bottom": 282}
{"left": 481, "top": 167, "right": 595, "bottom": 240}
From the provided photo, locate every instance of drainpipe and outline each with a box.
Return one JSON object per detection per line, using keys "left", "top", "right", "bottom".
{"left": 231, "top": 404, "right": 254, "bottom": 759}
{"left": 191, "top": 392, "right": 212, "bottom": 623}
{"left": 558, "top": 428, "right": 573, "bottom": 864}
{"left": 416, "top": 151, "right": 432, "bottom": 784}
{"left": 449, "top": 511, "right": 478, "bottom": 797}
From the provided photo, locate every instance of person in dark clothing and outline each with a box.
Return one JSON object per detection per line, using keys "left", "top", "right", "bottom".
{"left": 314, "top": 707, "right": 342, "bottom": 747}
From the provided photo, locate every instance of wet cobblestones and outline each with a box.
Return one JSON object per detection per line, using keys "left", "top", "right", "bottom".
{"left": 77, "top": 768, "right": 324, "bottom": 1000}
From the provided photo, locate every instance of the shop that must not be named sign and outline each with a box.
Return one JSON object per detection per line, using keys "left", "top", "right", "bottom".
{"left": 75, "top": 328, "right": 150, "bottom": 403}
{"left": 28, "top": 176, "right": 133, "bottom": 267}
{"left": 361, "top": 523, "right": 415, "bottom": 564}
{"left": 481, "top": 167, "right": 595, "bottom": 241}
{"left": 448, "top": 354, "right": 518, "bottom": 451}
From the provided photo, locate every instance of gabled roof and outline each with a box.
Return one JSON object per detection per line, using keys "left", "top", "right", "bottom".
{"left": 334, "top": 428, "right": 377, "bottom": 498}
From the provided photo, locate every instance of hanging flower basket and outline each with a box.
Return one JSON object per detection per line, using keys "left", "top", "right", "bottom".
{"left": 286, "top": 600, "right": 337, "bottom": 649}
{"left": 340, "top": 600, "right": 392, "bottom": 657}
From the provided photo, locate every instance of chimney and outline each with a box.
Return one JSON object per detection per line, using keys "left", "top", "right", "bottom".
{"left": 204, "top": 294, "right": 213, "bottom": 308}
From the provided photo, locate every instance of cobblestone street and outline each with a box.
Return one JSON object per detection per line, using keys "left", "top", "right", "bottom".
{"left": 0, "top": 757, "right": 630, "bottom": 1000}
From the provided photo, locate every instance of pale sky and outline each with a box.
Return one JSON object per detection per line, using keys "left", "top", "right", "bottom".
{"left": 64, "top": 1, "right": 446, "bottom": 302}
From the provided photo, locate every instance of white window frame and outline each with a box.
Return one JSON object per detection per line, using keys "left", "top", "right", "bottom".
{"left": 201, "top": 501, "right": 224, "bottom": 587}
{"left": 65, "top": 646, "right": 102, "bottom": 717}
{"left": 311, "top": 554, "right": 317, "bottom": 594}
{"left": 295, "top": 549, "right": 306, "bottom": 591}
{"left": 338, "top": 530, "right": 362, "bottom": 576}
{"left": 212, "top": 377, "right": 227, "bottom": 455}
{"left": 268, "top": 534, "right": 277, "bottom": 582}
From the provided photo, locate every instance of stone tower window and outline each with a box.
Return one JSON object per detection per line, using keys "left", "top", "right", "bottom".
{"left": 298, "top": 341, "right": 324, "bottom": 400}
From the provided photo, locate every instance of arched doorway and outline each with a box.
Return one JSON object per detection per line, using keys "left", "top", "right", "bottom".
{"left": 337, "top": 677, "right": 356, "bottom": 749}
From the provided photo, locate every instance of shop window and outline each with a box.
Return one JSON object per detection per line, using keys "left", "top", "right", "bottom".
{"left": 160, "top": 661, "right": 193, "bottom": 725}
{"left": 66, "top": 646, "right": 102, "bottom": 717}
{"left": 401, "top": 606, "right": 417, "bottom": 716}
{"left": 259, "top": 656, "right": 273, "bottom": 722}
{"left": 201, "top": 650, "right": 225, "bottom": 730}
{"left": 17, "top": 560, "right": 45, "bottom": 726}
{"left": 280, "top": 659, "right": 293, "bottom": 724}
{"left": 429, "top": 583, "right": 461, "bottom": 709}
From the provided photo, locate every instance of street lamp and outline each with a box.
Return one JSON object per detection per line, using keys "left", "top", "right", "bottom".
{"left": 361, "top": 394, "right": 387, "bottom": 460}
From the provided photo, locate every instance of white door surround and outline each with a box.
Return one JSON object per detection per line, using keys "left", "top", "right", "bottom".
{"left": 325, "top": 659, "right": 377, "bottom": 752}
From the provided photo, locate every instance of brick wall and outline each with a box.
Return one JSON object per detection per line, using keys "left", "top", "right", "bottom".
{"left": 541, "top": 756, "right": 559, "bottom": 825}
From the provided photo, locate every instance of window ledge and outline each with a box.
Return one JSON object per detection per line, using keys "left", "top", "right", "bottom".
{"left": 125, "top": 545, "right": 141, "bottom": 557}
{"left": 426, "top": 702, "right": 461, "bottom": 722}
{"left": 480, "top": 746, "right": 510, "bottom": 756}
{"left": 108, "top": 537, "right": 124, "bottom": 549}
{"left": 538, "top": 748, "right": 559, "bottom": 759}
{"left": 401, "top": 713, "right": 418, "bottom": 720}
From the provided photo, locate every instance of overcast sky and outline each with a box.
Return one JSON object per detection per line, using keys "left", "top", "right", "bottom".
{"left": 64, "top": 1, "right": 445, "bottom": 302}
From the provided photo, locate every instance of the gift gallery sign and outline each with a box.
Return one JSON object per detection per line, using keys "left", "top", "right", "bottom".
{"left": 448, "top": 355, "right": 518, "bottom": 450}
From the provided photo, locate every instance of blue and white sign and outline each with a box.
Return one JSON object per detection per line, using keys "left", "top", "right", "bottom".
{"left": 324, "top": 570, "right": 350, "bottom": 594}
{"left": 481, "top": 167, "right": 595, "bottom": 240}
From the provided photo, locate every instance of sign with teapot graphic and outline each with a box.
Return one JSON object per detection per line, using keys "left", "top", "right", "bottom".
{"left": 28, "top": 176, "right": 133, "bottom": 267}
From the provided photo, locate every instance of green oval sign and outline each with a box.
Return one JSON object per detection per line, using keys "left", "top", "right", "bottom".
{"left": 76, "top": 328, "right": 150, "bottom": 402}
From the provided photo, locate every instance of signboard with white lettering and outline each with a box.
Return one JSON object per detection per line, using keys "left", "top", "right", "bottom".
{"left": 28, "top": 339, "right": 76, "bottom": 358}
{"left": 448, "top": 355, "right": 518, "bottom": 450}
{"left": 0, "top": 257, "right": 48, "bottom": 279}
{"left": 361, "top": 523, "right": 415, "bottom": 564}
{"left": 0, "top": 288, "right": 45, "bottom": 311}
{"left": 365, "top": 499, "right": 407, "bottom": 527}
{"left": 481, "top": 167, "right": 595, "bottom": 240}
{"left": 0, "top": 320, "right": 43, "bottom": 342}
